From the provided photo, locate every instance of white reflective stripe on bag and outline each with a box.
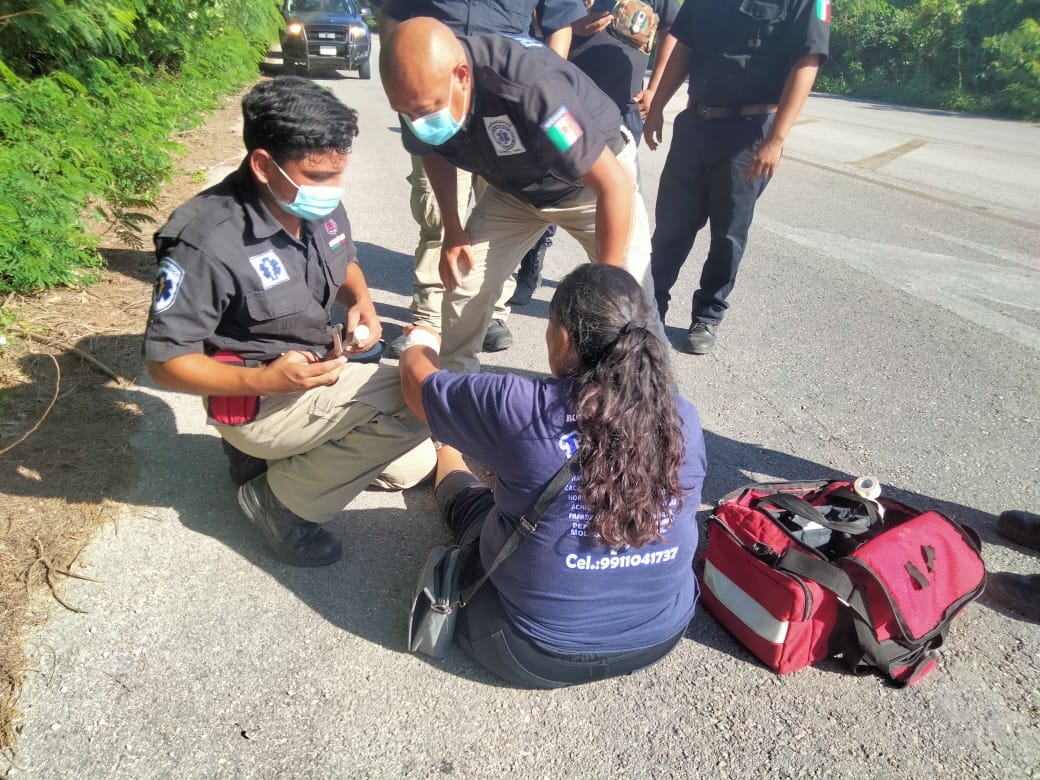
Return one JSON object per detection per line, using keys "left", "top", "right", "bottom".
{"left": 703, "top": 560, "right": 790, "bottom": 644}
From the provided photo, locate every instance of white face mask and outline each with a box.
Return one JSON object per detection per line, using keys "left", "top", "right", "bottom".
{"left": 268, "top": 159, "right": 344, "bottom": 220}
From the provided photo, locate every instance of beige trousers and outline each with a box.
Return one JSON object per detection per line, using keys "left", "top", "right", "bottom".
{"left": 217, "top": 361, "right": 434, "bottom": 523}
{"left": 408, "top": 155, "right": 515, "bottom": 330}
{"left": 439, "top": 132, "right": 661, "bottom": 373}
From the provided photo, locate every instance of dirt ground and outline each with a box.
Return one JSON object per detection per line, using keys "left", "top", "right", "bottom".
{"left": 0, "top": 88, "right": 251, "bottom": 755}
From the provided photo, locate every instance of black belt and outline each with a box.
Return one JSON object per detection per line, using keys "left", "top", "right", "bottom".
{"left": 690, "top": 102, "right": 778, "bottom": 119}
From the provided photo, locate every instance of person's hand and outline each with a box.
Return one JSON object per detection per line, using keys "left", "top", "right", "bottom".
{"left": 747, "top": 137, "right": 784, "bottom": 180}
{"left": 258, "top": 350, "right": 347, "bottom": 394}
{"left": 345, "top": 297, "right": 382, "bottom": 352}
{"left": 572, "top": 10, "right": 612, "bottom": 37}
{"left": 643, "top": 109, "right": 665, "bottom": 150}
{"left": 439, "top": 227, "right": 475, "bottom": 291}
{"left": 634, "top": 88, "right": 655, "bottom": 120}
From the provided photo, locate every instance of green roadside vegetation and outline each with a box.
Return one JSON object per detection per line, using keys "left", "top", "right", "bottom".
{"left": 1, "top": 0, "right": 1037, "bottom": 297}
{"left": 0, "top": 0, "right": 281, "bottom": 298}
{"left": 821, "top": 0, "right": 1040, "bottom": 119}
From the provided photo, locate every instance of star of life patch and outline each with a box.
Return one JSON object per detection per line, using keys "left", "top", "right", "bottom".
{"left": 152, "top": 257, "right": 184, "bottom": 314}
{"left": 484, "top": 115, "right": 527, "bottom": 156}
{"left": 542, "top": 106, "right": 583, "bottom": 154}
{"left": 248, "top": 250, "right": 290, "bottom": 290}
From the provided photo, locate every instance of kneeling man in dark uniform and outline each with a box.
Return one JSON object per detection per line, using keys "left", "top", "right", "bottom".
{"left": 379, "top": 17, "right": 664, "bottom": 373}
{"left": 143, "top": 78, "right": 434, "bottom": 567}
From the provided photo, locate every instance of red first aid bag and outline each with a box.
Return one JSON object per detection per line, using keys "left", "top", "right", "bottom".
{"left": 699, "top": 480, "right": 985, "bottom": 686}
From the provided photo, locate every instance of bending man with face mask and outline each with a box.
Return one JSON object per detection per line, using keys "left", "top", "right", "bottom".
{"left": 143, "top": 77, "right": 435, "bottom": 567}
{"left": 381, "top": 17, "right": 664, "bottom": 373}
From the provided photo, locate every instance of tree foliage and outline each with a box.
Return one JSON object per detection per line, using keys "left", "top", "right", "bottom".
{"left": 0, "top": 0, "right": 281, "bottom": 292}
{"left": 820, "top": 0, "right": 1040, "bottom": 118}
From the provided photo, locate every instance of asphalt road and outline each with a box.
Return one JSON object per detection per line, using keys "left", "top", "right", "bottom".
{"left": 6, "top": 43, "right": 1039, "bottom": 779}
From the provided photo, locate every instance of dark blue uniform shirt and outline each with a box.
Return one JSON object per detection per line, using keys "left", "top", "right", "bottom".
{"left": 382, "top": 0, "right": 585, "bottom": 36}
{"left": 144, "top": 163, "right": 356, "bottom": 364}
{"left": 401, "top": 35, "right": 625, "bottom": 208}
{"left": 674, "top": 0, "right": 830, "bottom": 106}
{"left": 568, "top": 0, "right": 679, "bottom": 114}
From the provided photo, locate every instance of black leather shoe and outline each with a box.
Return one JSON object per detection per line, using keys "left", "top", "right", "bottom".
{"left": 222, "top": 438, "right": 268, "bottom": 486}
{"left": 237, "top": 474, "right": 342, "bottom": 566}
{"left": 997, "top": 510, "right": 1040, "bottom": 551}
{"left": 987, "top": 572, "right": 1040, "bottom": 621}
{"left": 482, "top": 319, "right": 514, "bottom": 352}
{"left": 682, "top": 322, "right": 717, "bottom": 355}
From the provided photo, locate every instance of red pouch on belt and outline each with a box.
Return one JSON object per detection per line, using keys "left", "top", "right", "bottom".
{"left": 206, "top": 351, "right": 260, "bottom": 426}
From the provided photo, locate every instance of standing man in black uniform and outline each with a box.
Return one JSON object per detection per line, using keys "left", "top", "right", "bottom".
{"left": 143, "top": 78, "right": 434, "bottom": 567}
{"left": 643, "top": 0, "right": 830, "bottom": 354}
{"left": 379, "top": 17, "right": 662, "bottom": 373}
{"left": 379, "top": 0, "right": 587, "bottom": 355}
{"left": 510, "top": 0, "right": 681, "bottom": 306}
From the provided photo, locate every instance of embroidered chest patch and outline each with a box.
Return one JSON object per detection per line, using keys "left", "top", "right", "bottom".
{"left": 542, "top": 106, "right": 583, "bottom": 153}
{"left": 248, "top": 250, "right": 290, "bottom": 289}
{"left": 152, "top": 257, "right": 184, "bottom": 314}
{"left": 484, "top": 115, "right": 527, "bottom": 156}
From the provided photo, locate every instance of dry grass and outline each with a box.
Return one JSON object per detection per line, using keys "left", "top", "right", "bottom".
{"left": 0, "top": 89, "right": 251, "bottom": 760}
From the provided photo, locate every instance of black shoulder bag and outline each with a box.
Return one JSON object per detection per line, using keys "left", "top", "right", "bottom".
{"left": 407, "top": 456, "right": 576, "bottom": 658}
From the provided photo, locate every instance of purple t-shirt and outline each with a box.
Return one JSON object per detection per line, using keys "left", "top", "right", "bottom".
{"left": 422, "top": 370, "right": 706, "bottom": 653}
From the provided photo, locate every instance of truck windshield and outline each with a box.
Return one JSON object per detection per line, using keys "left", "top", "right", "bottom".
{"left": 287, "top": 0, "right": 359, "bottom": 14}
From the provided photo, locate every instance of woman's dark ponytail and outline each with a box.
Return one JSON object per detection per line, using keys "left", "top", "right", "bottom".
{"left": 550, "top": 265, "right": 686, "bottom": 548}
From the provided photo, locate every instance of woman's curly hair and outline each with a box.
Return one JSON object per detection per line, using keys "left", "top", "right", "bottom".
{"left": 549, "top": 264, "right": 685, "bottom": 549}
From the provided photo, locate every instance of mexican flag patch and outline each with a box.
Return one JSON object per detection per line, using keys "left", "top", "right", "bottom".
{"left": 816, "top": 0, "right": 831, "bottom": 22}
{"left": 542, "top": 106, "right": 584, "bottom": 153}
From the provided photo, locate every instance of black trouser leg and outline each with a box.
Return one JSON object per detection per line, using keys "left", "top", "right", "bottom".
{"left": 650, "top": 111, "right": 709, "bottom": 322}
{"left": 509, "top": 225, "right": 555, "bottom": 306}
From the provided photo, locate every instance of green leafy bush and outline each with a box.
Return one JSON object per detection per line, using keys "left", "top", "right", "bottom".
{"left": 821, "top": 0, "right": 1040, "bottom": 120}
{"left": 0, "top": 0, "right": 281, "bottom": 293}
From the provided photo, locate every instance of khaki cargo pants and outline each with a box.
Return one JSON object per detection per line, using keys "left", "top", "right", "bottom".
{"left": 216, "top": 361, "right": 434, "bottom": 523}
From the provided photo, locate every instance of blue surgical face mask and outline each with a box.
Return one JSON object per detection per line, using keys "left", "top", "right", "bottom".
{"left": 403, "top": 75, "right": 461, "bottom": 146}
{"left": 268, "top": 159, "right": 344, "bottom": 221}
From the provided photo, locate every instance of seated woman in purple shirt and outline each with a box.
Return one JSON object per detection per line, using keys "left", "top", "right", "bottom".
{"left": 400, "top": 264, "right": 706, "bottom": 687}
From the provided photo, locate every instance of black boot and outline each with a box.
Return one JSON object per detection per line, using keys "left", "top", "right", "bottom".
{"left": 997, "top": 510, "right": 1040, "bottom": 551}
{"left": 508, "top": 229, "right": 551, "bottom": 306}
{"left": 221, "top": 438, "right": 268, "bottom": 486}
{"left": 237, "top": 473, "right": 342, "bottom": 566}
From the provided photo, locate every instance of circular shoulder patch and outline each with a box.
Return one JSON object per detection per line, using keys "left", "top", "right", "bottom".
{"left": 152, "top": 257, "right": 185, "bottom": 314}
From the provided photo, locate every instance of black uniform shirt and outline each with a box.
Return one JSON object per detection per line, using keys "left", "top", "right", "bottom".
{"left": 143, "top": 162, "right": 356, "bottom": 364}
{"left": 401, "top": 35, "right": 625, "bottom": 209}
{"left": 568, "top": 0, "right": 680, "bottom": 114}
{"left": 382, "top": 0, "right": 585, "bottom": 36}
{"left": 674, "top": 0, "right": 830, "bottom": 106}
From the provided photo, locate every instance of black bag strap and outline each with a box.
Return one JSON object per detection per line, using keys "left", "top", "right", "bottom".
{"left": 841, "top": 587, "right": 945, "bottom": 686}
{"left": 459, "top": 456, "right": 576, "bottom": 605}
{"left": 759, "top": 493, "right": 873, "bottom": 535}
{"left": 778, "top": 547, "right": 942, "bottom": 686}
{"left": 717, "top": 480, "right": 832, "bottom": 507}
{"left": 826, "top": 487, "right": 881, "bottom": 526}
{"left": 777, "top": 547, "right": 856, "bottom": 602}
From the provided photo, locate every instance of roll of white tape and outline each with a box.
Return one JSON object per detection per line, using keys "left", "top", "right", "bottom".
{"left": 351, "top": 324, "right": 370, "bottom": 345}
{"left": 854, "top": 475, "right": 882, "bottom": 501}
